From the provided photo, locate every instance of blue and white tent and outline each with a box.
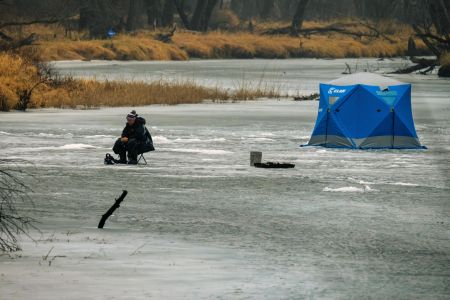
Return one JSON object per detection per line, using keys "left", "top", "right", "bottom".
{"left": 306, "top": 73, "right": 425, "bottom": 149}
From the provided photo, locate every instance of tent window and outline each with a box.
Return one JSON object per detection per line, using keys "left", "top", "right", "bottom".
{"left": 329, "top": 96, "right": 339, "bottom": 106}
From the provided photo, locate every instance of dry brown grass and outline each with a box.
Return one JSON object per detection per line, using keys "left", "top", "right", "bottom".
{"left": 36, "top": 34, "right": 189, "bottom": 61}
{"left": 0, "top": 53, "right": 281, "bottom": 110}
{"left": 49, "top": 79, "right": 282, "bottom": 108}
{"left": 14, "top": 20, "right": 429, "bottom": 61}
{"left": 49, "top": 79, "right": 229, "bottom": 108}
{"left": 0, "top": 52, "right": 41, "bottom": 110}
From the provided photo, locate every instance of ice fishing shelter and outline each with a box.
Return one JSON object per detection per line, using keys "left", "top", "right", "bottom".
{"left": 306, "top": 73, "right": 425, "bottom": 149}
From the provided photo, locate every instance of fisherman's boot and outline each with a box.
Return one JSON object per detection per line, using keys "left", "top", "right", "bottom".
{"left": 117, "top": 153, "right": 127, "bottom": 164}
{"left": 112, "top": 151, "right": 127, "bottom": 164}
{"left": 113, "top": 139, "right": 127, "bottom": 164}
{"left": 127, "top": 153, "right": 138, "bottom": 165}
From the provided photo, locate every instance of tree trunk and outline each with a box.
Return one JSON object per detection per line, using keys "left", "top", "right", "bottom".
{"left": 162, "top": 0, "right": 175, "bottom": 27}
{"left": 146, "top": 0, "right": 162, "bottom": 27}
{"left": 190, "top": 0, "right": 208, "bottom": 30}
{"left": 361, "top": 0, "right": 367, "bottom": 17}
{"left": 0, "top": 94, "right": 9, "bottom": 112}
{"left": 126, "top": 0, "right": 139, "bottom": 32}
{"left": 173, "top": 0, "right": 191, "bottom": 29}
{"left": 79, "top": 1, "right": 89, "bottom": 30}
{"left": 230, "top": 0, "right": 242, "bottom": 16}
{"left": 201, "top": 0, "right": 219, "bottom": 31}
{"left": 429, "top": 0, "right": 450, "bottom": 36}
{"left": 260, "top": 0, "right": 275, "bottom": 19}
{"left": 291, "top": 0, "right": 309, "bottom": 36}
{"left": 79, "top": 0, "right": 117, "bottom": 38}
{"left": 240, "top": 0, "right": 257, "bottom": 20}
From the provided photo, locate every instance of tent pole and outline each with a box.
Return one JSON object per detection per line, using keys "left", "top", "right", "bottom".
{"left": 391, "top": 108, "right": 395, "bottom": 149}
{"left": 325, "top": 108, "right": 330, "bottom": 147}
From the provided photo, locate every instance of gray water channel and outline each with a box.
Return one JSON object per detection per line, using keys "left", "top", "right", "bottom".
{"left": 1, "top": 59, "right": 449, "bottom": 299}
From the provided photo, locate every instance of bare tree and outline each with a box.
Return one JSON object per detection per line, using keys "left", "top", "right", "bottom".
{"left": 79, "top": 0, "right": 121, "bottom": 38}
{"left": 190, "top": 0, "right": 208, "bottom": 30}
{"left": 173, "top": 0, "right": 219, "bottom": 31}
{"left": 162, "top": 0, "right": 176, "bottom": 27}
{"left": 260, "top": 0, "right": 277, "bottom": 19}
{"left": 406, "top": 0, "right": 450, "bottom": 58}
{"left": 145, "top": 0, "right": 163, "bottom": 28}
{"left": 291, "top": 0, "right": 310, "bottom": 36}
{"left": 201, "top": 0, "right": 219, "bottom": 31}
{"left": 126, "top": 0, "right": 140, "bottom": 31}
{"left": 0, "top": 164, "right": 34, "bottom": 252}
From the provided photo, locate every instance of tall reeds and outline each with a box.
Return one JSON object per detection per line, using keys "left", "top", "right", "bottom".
{"left": 15, "top": 20, "right": 429, "bottom": 61}
{"left": 0, "top": 53, "right": 283, "bottom": 110}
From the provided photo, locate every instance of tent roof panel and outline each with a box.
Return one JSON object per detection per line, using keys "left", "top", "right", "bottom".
{"left": 327, "top": 72, "right": 405, "bottom": 86}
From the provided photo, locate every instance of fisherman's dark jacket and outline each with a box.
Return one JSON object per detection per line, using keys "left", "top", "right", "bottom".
{"left": 121, "top": 117, "right": 155, "bottom": 152}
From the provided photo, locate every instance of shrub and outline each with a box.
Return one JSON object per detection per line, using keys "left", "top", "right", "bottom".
{"left": 0, "top": 53, "right": 42, "bottom": 111}
{"left": 0, "top": 165, "right": 34, "bottom": 252}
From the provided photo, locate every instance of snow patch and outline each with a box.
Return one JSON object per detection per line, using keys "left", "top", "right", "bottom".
{"left": 58, "top": 144, "right": 100, "bottom": 150}
{"left": 165, "top": 148, "right": 232, "bottom": 155}
{"left": 37, "top": 133, "right": 73, "bottom": 138}
{"left": 358, "top": 180, "right": 376, "bottom": 185}
{"left": 153, "top": 136, "right": 172, "bottom": 144}
{"left": 84, "top": 134, "right": 115, "bottom": 139}
{"left": 323, "top": 185, "right": 377, "bottom": 193}
{"left": 252, "top": 137, "right": 275, "bottom": 142}
{"left": 258, "top": 132, "right": 275, "bottom": 137}
{"left": 390, "top": 182, "right": 419, "bottom": 187}
{"left": 174, "top": 137, "right": 226, "bottom": 143}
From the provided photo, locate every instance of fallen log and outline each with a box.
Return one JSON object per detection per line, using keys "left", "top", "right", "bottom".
{"left": 293, "top": 93, "right": 319, "bottom": 101}
{"left": 263, "top": 25, "right": 371, "bottom": 38}
{"left": 155, "top": 24, "right": 177, "bottom": 43}
{"left": 392, "top": 64, "right": 430, "bottom": 74}
{"left": 254, "top": 162, "right": 295, "bottom": 169}
{"left": 98, "top": 190, "right": 128, "bottom": 229}
{"left": 0, "top": 31, "right": 13, "bottom": 42}
{"left": 262, "top": 23, "right": 393, "bottom": 42}
{"left": 392, "top": 57, "right": 437, "bottom": 74}
{"left": 419, "top": 66, "right": 436, "bottom": 75}
{"left": 0, "top": 33, "right": 37, "bottom": 51}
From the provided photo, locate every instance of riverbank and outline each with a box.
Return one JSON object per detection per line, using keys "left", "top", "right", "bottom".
{"left": 0, "top": 53, "right": 281, "bottom": 111}
{"left": 23, "top": 20, "right": 429, "bottom": 61}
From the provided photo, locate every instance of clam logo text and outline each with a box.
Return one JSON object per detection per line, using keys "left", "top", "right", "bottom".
{"left": 328, "top": 87, "right": 346, "bottom": 95}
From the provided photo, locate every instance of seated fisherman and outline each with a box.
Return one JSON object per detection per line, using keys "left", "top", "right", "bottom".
{"left": 113, "top": 110, "right": 155, "bottom": 164}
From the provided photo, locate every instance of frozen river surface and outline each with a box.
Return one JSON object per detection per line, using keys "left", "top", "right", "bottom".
{"left": 1, "top": 59, "right": 449, "bottom": 299}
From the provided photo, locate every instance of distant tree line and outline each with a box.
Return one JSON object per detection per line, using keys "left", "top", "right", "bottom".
{"left": 0, "top": 0, "right": 449, "bottom": 57}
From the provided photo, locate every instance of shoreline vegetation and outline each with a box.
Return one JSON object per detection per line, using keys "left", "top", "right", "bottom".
{"left": 1, "top": 19, "right": 447, "bottom": 112}
{"left": 22, "top": 20, "right": 430, "bottom": 61}
{"left": 0, "top": 52, "right": 283, "bottom": 111}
